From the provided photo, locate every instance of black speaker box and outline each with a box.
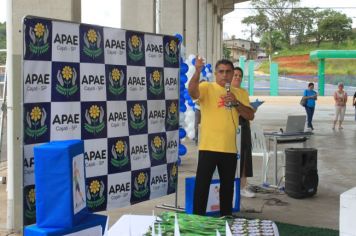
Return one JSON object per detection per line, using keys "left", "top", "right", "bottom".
{"left": 285, "top": 148, "right": 318, "bottom": 199}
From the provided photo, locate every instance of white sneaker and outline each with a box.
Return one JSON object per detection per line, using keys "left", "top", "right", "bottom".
{"left": 240, "top": 187, "right": 256, "bottom": 198}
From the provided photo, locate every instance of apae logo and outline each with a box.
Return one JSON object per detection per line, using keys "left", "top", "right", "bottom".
{"left": 129, "top": 104, "right": 146, "bottom": 130}
{"left": 109, "top": 182, "right": 130, "bottom": 197}
{"left": 111, "top": 140, "right": 129, "bottom": 168}
{"left": 84, "top": 105, "right": 105, "bottom": 135}
{"left": 86, "top": 180, "right": 105, "bottom": 208}
{"left": 28, "top": 23, "right": 50, "bottom": 56}
{"left": 165, "top": 39, "right": 178, "bottom": 64}
{"left": 151, "top": 173, "right": 167, "bottom": 186}
{"left": 150, "top": 136, "right": 165, "bottom": 160}
{"left": 108, "top": 68, "right": 125, "bottom": 96}
{"left": 166, "top": 102, "right": 178, "bottom": 126}
{"left": 83, "top": 29, "right": 103, "bottom": 59}
{"left": 169, "top": 164, "right": 178, "bottom": 189}
{"left": 55, "top": 66, "right": 78, "bottom": 97}
{"left": 25, "top": 106, "right": 48, "bottom": 139}
{"left": 148, "top": 70, "right": 163, "bottom": 95}
{"left": 128, "top": 35, "right": 144, "bottom": 61}
{"left": 25, "top": 187, "right": 36, "bottom": 220}
{"left": 133, "top": 172, "right": 149, "bottom": 198}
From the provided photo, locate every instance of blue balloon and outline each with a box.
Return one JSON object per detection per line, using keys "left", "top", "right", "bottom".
{"left": 180, "top": 103, "right": 187, "bottom": 112}
{"left": 180, "top": 80, "right": 186, "bottom": 87}
{"left": 180, "top": 85, "right": 185, "bottom": 93}
{"left": 179, "top": 128, "right": 187, "bottom": 139}
{"left": 192, "top": 58, "right": 196, "bottom": 65}
{"left": 183, "top": 91, "right": 191, "bottom": 100}
{"left": 180, "top": 63, "right": 189, "bottom": 74}
{"left": 206, "top": 63, "right": 212, "bottom": 69}
{"left": 180, "top": 74, "right": 188, "bottom": 84}
{"left": 180, "top": 57, "right": 184, "bottom": 65}
{"left": 175, "top": 33, "right": 183, "bottom": 44}
{"left": 180, "top": 97, "right": 185, "bottom": 104}
{"left": 202, "top": 65, "right": 206, "bottom": 71}
{"left": 179, "top": 144, "right": 187, "bottom": 156}
{"left": 202, "top": 70, "right": 207, "bottom": 77}
{"left": 177, "top": 156, "right": 182, "bottom": 165}
{"left": 188, "top": 99, "right": 195, "bottom": 107}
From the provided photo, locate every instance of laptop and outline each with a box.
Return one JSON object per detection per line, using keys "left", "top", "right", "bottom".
{"left": 285, "top": 115, "right": 306, "bottom": 134}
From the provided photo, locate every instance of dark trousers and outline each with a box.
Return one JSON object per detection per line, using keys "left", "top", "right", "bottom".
{"left": 193, "top": 151, "right": 237, "bottom": 216}
{"left": 305, "top": 106, "right": 315, "bottom": 129}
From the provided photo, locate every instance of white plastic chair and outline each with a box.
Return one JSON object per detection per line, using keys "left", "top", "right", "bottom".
{"left": 250, "top": 123, "right": 285, "bottom": 186}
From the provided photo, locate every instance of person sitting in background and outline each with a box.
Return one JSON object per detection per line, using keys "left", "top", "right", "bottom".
{"left": 333, "top": 82, "right": 348, "bottom": 130}
{"left": 231, "top": 66, "right": 256, "bottom": 198}
{"left": 303, "top": 83, "right": 317, "bottom": 131}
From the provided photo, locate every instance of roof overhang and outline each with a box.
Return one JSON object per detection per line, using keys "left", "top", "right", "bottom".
{"left": 310, "top": 50, "right": 356, "bottom": 60}
{"left": 220, "top": 0, "right": 249, "bottom": 15}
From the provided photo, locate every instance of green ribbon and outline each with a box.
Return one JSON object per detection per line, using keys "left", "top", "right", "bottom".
{"left": 145, "top": 212, "right": 234, "bottom": 236}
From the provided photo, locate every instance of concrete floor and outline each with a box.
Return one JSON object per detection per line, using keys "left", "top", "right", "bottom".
{"left": 1, "top": 96, "right": 355, "bottom": 235}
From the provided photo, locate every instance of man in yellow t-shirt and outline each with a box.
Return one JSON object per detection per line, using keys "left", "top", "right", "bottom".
{"left": 188, "top": 56, "right": 254, "bottom": 216}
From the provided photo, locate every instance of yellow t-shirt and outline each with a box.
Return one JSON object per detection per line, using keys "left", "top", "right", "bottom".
{"left": 198, "top": 82, "right": 251, "bottom": 154}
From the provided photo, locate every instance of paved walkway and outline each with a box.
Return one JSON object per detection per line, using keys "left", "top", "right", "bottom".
{"left": 1, "top": 96, "right": 355, "bottom": 234}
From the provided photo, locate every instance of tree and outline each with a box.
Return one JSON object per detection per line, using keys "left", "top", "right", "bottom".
{"left": 291, "top": 8, "right": 315, "bottom": 44}
{"left": 260, "top": 30, "right": 284, "bottom": 53}
{"left": 242, "top": 0, "right": 301, "bottom": 48}
{"left": 223, "top": 44, "right": 231, "bottom": 60}
{"left": 242, "top": 10, "right": 273, "bottom": 54}
{"left": 318, "top": 11, "right": 352, "bottom": 45}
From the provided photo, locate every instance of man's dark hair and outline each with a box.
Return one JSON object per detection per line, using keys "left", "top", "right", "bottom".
{"left": 234, "top": 66, "right": 244, "bottom": 77}
{"left": 308, "top": 82, "right": 314, "bottom": 87}
{"left": 215, "top": 59, "right": 234, "bottom": 71}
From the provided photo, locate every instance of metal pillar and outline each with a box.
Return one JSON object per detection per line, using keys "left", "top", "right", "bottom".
{"left": 270, "top": 62, "right": 278, "bottom": 96}
{"left": 248, "top": 60, "right": 254, "bottom": 95}
{"left": 318, "top": 59, "right": 325, "bottom": 96}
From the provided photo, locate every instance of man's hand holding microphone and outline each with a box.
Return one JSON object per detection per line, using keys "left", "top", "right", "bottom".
{"left": 223, "top": 83, "right": 239, "bottom": 109}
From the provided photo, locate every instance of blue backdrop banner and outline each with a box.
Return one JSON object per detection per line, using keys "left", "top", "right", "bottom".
{"left": 22, "top": 16, "right": 180, "bottom": 225}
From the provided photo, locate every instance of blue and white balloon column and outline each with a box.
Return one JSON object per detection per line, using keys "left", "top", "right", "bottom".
{"left": 176, "top": 34, "right": 214, "bottom": 165}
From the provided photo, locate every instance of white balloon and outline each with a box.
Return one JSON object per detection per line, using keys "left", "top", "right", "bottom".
{"left": 188, "top": 54, "right": 195, "bottom": 65}
{"left": 186, "top": 65, "right": 196, "bottom": 84}
{"left": 187, "top": 130, "right": 195, "bottom": 140}
{"left": 180, "top": 45, "right": 186, "bottom": 59}
{"left": 184, "top": 114, "right": 193, "bottom": 125}
{"left": 179, "top": 112, "right": 186, "bottom": 125}
{"left": 187, "top": 110, "right": 195, "bottom": 118}
{"left": 187, "top": 122, "right": 194, "bottom": 130}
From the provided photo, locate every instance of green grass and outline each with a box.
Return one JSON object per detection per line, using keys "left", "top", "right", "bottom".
{"left": 257, "top": 40, "right": 356, "bottom": 76}
{"left": 276, "top": 222, "right": 338, "bottom": 236}
{"left": 259, "top": 59, "right": 356, "bottom": 76}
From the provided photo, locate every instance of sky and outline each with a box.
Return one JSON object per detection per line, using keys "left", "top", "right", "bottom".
{"left": 224, "top": 0, "right": 356, "bottom": 40}
{"left": 1, "top": 0, "right": 356, "bottom": 41}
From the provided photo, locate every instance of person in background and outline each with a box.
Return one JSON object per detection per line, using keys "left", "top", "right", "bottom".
{"left": 353, "top": 91, "right": 356, "bottom": 121}
{"left": 333, "top": 82, "right": 348, "bottom": 130}
{"left": 188, "top": 56, "right": 254, "bottom": 216}
{"left": 231, "top": 66, "right": 256, "bottom": 198}
{"left": 303, "top": 82, "right": 317, "bottom": 131}
{"left": 194, "top": 101, "right": 201, "bottom": 146}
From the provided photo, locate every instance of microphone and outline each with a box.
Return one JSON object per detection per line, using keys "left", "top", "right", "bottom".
{"left": 225, "top": 83, "right": 231, "bottom": 108}
{"left": 225, "top": 82, "right": 231, "bottom": 92}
